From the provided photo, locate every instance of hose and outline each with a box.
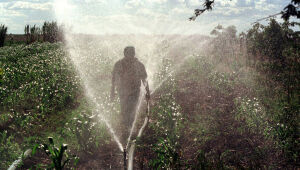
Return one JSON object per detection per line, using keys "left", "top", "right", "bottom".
{"left": 8, "top": 149, "right": 32, "bottom": 170}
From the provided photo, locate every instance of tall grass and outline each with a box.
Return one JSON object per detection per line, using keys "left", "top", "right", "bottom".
{"left": 0, "top": 24, "right": 7, "bottom": 47}
{"left": 24, "top": 25, "right": 41, "bottom": 44}
{"left": 43, "top": 21, "right": 64, "bottom": 43}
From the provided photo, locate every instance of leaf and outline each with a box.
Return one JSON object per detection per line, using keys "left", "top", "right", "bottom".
{"left": 62, "top": 158, "right": 70, "bottom": 168}
{"left": 32, "top": 144, "right": 39, "bottom": 155}
{"left": 74, "top": 156, "right": 79, "bottom": 166}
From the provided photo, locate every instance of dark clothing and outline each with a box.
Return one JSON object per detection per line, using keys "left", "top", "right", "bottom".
{"left": 112, "top": 57, "right": 147, "bottom": 131}
{"left": 112, "top": 57, "right": 147, "bottom": 97}
{"left": 120, "top": 90, "right": 140, "bottom": 130}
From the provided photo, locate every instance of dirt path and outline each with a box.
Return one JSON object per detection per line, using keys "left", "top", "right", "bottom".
{"left": 76, "top": 142, "right": 124, "bottom": 169}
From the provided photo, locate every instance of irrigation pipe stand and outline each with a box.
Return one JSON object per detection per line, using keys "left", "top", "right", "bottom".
{"left": 8, "top": 149, "right": 32, "bottom": 170}
{"left": 126, "top": 97, "right": 150, "bottom": 170}
{"left": 123, "top": 148, "right": 127, "bottom": 170}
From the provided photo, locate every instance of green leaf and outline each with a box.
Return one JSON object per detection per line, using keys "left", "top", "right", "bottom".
{"left": 62, "top": 158, "right": 70, "bottom": 168}
{"left": 32, "top": 144, "right": 39, "bottom": 155}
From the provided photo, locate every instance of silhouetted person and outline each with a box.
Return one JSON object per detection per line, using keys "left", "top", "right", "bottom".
{"left": 111, "top": 46, "right": 150, "bottom": 142}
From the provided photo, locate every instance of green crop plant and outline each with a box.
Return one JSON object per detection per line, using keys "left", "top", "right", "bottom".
{"left": 64, "top": 112, "right": 102, "bottom": 155}
{"left": 148, "top": 80, "right": 184, "bottom": 169}
{"left": 149, "top": 137, "right": 182, "bottom": 169}
{"left": 39, "top": 137, "right": 78, "bottom": 170}
{"left": 0, "top": 131, "right": 22, "bottom": 169}
{"left": 0, "top": 43, "right": 81, "bottom": 116}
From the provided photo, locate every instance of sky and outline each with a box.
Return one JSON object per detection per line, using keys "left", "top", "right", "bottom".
{"left": 0, "top": 0, "right": 290, "bottom": 35}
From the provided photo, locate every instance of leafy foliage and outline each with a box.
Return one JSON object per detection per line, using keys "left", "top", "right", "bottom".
{"left": 246, "top": 19, "right": 299, "bottom": 103}
{"left": 0, "top": 43, "right": 81, "bottom": 116}
{"left": 209, "top": 25, "right": 239, "bottom": 63}
{"left": 234, "top": 97, "right": 270, "bottom": 135}
{"left": 0, "top": 43, "right": 82, "bottom": 169}
{"left": 189, "top": 0, "right": 215, "bottom": 21}
{"left": 62, "top": 110, "right": 109, "bottom": 156}
{"left": 282, "top": 0, "right": 300, "bottom": 21}
{"left": 148, "top": 92, "right": 183, "bottom": 169}
{"left": 0, "top": 131, "right": 22, "bottom": 169}
{"left": 244, "top": 19, "right": 299, "bottom": 165}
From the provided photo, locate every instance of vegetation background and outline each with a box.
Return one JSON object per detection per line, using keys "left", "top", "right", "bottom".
{"left": 0, "top": 1, "right": 299, "bottom": 169}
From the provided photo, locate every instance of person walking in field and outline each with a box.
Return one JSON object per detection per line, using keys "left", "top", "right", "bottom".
{"left": 110, "top": 46, "right": 150, "bottom": 142}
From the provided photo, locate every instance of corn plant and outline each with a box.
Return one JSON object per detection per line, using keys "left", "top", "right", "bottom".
{"left": 0, "top": 24, "right": 7, "bottom": 47}
{"left": 39, "top": 137, "right": 78, "bottom": 170}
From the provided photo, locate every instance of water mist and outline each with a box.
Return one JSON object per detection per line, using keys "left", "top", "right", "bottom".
{"left": 53, "top": 0, "right": 209, "bottom": 169}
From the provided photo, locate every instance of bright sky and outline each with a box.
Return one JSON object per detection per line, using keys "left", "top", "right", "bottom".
{"left": 0, "top": 0, "right": 290, "bottom": 35}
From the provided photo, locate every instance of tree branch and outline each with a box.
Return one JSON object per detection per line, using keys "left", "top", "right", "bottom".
{"left": 190, "top": 1, "right": 299, "bottom": 22}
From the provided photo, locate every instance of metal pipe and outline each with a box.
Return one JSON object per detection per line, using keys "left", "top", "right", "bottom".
{"left": 123, "top": 148, "right": 127, "bottom": 170}
{"left": 8, "top": 149, "right": 32, "bottom": 170}
{"left": 128, "top": 99, "right": 150, "bottom": 170}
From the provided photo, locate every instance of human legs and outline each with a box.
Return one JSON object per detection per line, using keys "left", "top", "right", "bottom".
{"left": 119, "top": 91, "right": 140, "bottom": 144}
{"left": 127, "top": 91, "right": 140, "bottom": 128}
{"left": 120, "top": 92, "right": 139, "bottom": 130}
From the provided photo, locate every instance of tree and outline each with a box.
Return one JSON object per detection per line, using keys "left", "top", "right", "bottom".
{"left": 190, "top": 0, "right": 300, "bottom": 21}
{"left": 282, "top": 0, "right": 300, "bottom": 21}
{"left": 0, "top": 24, "right": 7, "bottom": 47}
{"left": 209, "top": 25, "right": 239, "bottom": 62}
{"left": 245, "top": 18, "right": 299, "bottom": 105}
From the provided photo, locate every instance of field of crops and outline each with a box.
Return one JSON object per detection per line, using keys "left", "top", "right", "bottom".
{"left": 0, "top": 26, "right": 299, "bottom": 169}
